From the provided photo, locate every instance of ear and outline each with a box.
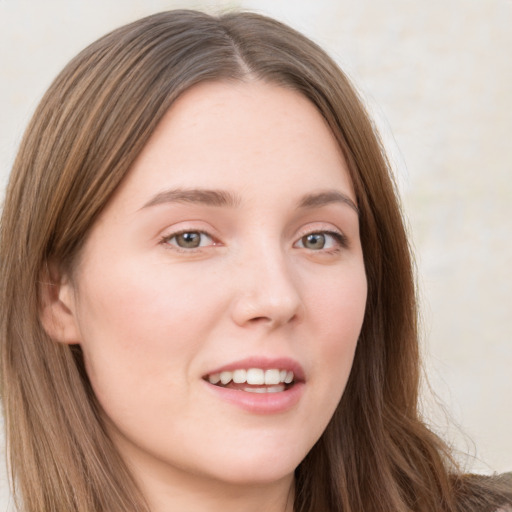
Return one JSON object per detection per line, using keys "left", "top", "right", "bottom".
{"left": 39, "top": 262, "right": 81, "bottom": 344}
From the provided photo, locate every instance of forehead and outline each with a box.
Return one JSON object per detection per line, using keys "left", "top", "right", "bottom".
{"left": 114, "top": 80, "right": 354, "bottom": 209}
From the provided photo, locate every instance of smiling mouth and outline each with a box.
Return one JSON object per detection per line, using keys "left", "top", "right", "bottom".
{"left": 204, "top": 368, "right": 295, "bottom": 393}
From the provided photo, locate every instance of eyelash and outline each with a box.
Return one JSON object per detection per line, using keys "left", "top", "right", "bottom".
{"left": 159, "top": 228, "right": 348, "bottom": 254}
{"left": 294, "top": 230, "right": 348, "bottom": 254}
{"left": 159, "top": 229, "right": 216, "bottom": 253}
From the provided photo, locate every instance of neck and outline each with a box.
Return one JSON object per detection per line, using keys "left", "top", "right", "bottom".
{"left": 137, "top": 466, "right": 295, "bottom": 512}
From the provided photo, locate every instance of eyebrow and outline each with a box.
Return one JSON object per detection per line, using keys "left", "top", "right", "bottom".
{"left": 298, "top": 191, "right": 359, "bottom": 215}
{"left": 142, "top": 187, "right": 358, "bottom": 214}
{"left": 142, "top": 188, "right": 240, "bottom": 209}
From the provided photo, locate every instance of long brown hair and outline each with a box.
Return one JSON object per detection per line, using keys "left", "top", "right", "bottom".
{"left": 0, "top": 10, "right": 510, "bottom": 512}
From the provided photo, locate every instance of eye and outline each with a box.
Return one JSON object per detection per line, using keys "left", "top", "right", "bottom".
{"left": 295, "top": 231, "right": 346, "bottom": 251}
{"left": 162, "top": 230, "right": 214, "bottom": 250}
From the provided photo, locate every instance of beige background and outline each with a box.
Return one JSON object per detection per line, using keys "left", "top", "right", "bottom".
{"left": 1, "top": 0, "right": 511, "bottom": 507}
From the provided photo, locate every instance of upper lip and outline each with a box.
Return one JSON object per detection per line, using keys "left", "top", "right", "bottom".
{"left": 204, "top": 356, "right": 305, "bottom": 382}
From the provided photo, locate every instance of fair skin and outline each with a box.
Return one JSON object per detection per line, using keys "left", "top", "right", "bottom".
{"left": 47, "top": 81, "right": 367, "bottom": 512}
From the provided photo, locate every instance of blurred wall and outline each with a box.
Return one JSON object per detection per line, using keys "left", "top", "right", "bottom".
{"left": 1, "top": 0, "right": 511, "bottom": 507}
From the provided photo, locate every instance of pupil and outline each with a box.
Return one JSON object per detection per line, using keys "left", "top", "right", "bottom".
{"left": 304, "top": 233, "right": 325, "bottom": 249}
{"left": 177, "top": 232, "right": 201, "bottom": 248}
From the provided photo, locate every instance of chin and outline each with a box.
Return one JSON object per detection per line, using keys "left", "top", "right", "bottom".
{"left": 198, "top": 444, "right": 308, "bottom": 487}
{"left": 208, "top": 463, "right": 297, "bottom": 487}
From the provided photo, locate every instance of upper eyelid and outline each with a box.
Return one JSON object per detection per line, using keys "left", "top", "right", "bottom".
{"left": 294, "top": 224, "right": 346, "bottom": 240}
{"left": 163, "top": 228, "right": 212, "bottom": 237}
{"left": 295, "top": 225, "right": 343, "bottom": 236}
{"left": 158, "top": 223, "right": 218, "bottom": 241}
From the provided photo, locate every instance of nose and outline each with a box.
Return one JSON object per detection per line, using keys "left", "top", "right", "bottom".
{"left": 229, "top": 243, "right": 303, "bottom": 329}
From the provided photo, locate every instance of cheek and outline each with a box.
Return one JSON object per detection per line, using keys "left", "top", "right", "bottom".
{"left": 72, "top": 264, "right": 227, "bottom": 454}
{"left": 303, "top": 263, "right": 367, "bottom": 393}
{"left": 73, "top": 259, "right": 222, "bottom": 407}
{"left": 77, "top": 254, "right": 216, "bottom": 342}
{"left": 284, "top": 264, "right": 366, "bottom": 453}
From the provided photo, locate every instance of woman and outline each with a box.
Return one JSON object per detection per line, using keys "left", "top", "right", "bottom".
{"left": 0, "top": 9, "right": 510, "bottom": 512}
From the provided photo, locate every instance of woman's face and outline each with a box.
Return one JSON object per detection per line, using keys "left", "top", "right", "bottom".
{"left": 62, "top": 81, "right": 367, "bottom": 490}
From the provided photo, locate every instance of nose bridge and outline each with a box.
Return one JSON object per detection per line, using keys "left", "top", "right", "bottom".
{"left": 230, "top": 232, "right": 302, "bottom": 328}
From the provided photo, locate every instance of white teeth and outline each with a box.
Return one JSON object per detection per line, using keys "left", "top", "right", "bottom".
{"left": 264, "top": 369, "right": 281, "bottom": 385}
{"left": 207, "top": 368, "right": 295, "bottom": 386}
{"left": 266, "top": 385, "right": 285, "bottom": 393}
{"left": 220, "top": 371, "right": 233, "bottom": 385}
{"left": 242, "top": 385, "right": 285, "bottom": 393}
{"left": 232, "top": 369, "right": 247, "bottom": 383}
{"left": 246, "top": 368, "right": 265, "bottom": 385}
{"left": 244, "top": 386, "right": 266, "bottom": 393}
{"left": 208, "top": 373, "right": 220, "bottom": 384}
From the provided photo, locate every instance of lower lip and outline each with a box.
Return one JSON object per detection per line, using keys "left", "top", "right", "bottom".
{"left": 204, "top": 381, "right": 305, "bottom": 414}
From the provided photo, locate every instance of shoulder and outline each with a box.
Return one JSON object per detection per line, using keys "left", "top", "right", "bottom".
{"left": 490, "top": 472, "right": 512, "bottom": 512}
{"left": 453, "top": 472, "right": 512, "bottom": 512}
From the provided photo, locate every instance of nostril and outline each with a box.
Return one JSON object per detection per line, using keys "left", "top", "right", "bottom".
{"left": 247, "top": 312, "right": 299, "bottom": 327}
{"left": 249, "top": 316, "right": 271, "bottom": 323}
